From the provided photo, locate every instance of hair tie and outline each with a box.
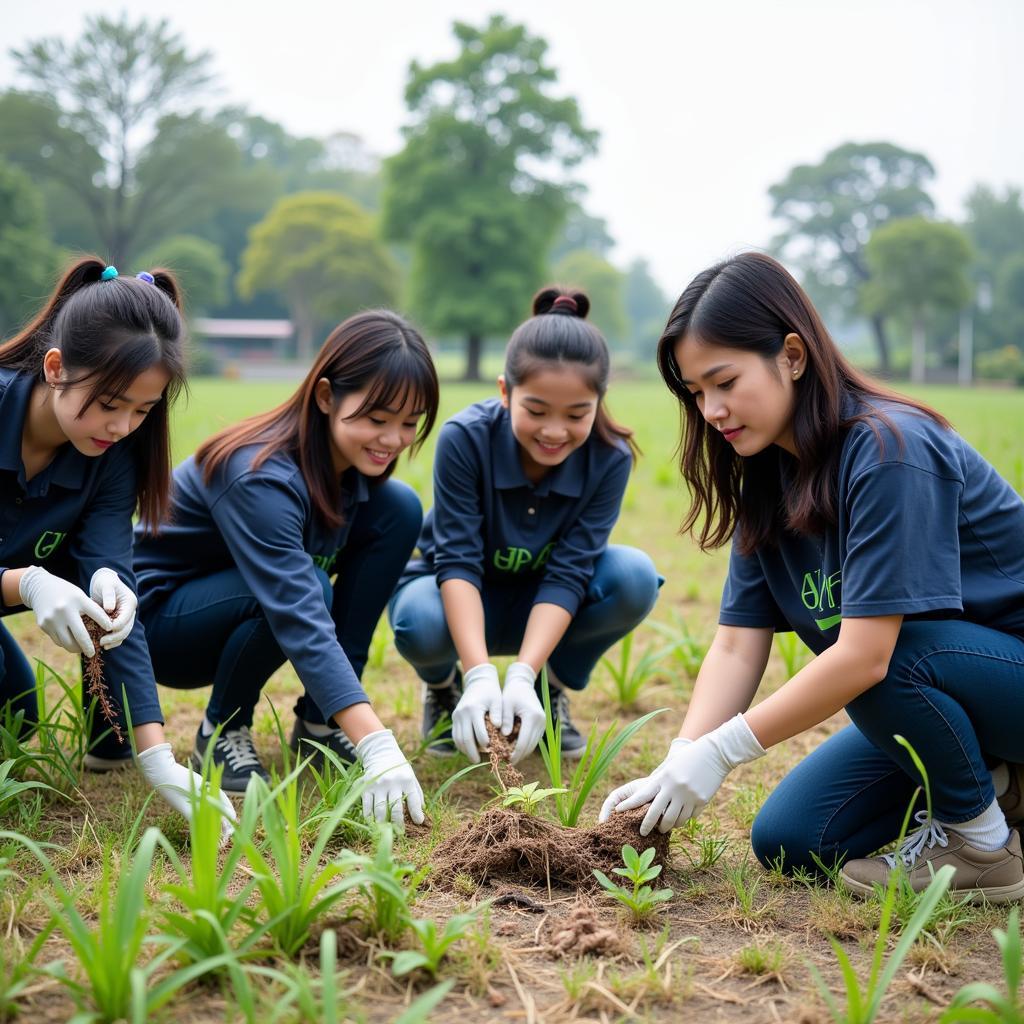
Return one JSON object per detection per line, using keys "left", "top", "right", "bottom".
{"left": 552, "top": 295, "right": 578, "bottom": 314}
{"left": 100, "top": 265, "right": 118, "bottom": 281}
{"left": 136, "top": 271, "right": 155, "bottom": 284}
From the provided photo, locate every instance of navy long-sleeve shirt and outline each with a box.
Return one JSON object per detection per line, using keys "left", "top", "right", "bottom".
{"left": 0, "top": 367, "right": 163, "bottom": 724}
{"left": 133, "top": 446, "right": 371, "bottom": 720}
{"left": 400, "top": 398, "right": 632, "bottom": 615}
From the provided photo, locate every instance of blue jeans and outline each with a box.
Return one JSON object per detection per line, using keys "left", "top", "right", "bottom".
{"left": 388, "top": 545, "right": 662, "bottom": 689}
{"left": 752, "top": 620, "right": 1024, "bottom": 874}
{"left": 0, "top": 615, "right": 37, "bottom": 733}
{"left": 142, "top": 479, "right": 422, "bottom": 731}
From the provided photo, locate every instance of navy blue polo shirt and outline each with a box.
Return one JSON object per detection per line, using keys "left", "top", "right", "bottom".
{"left": 133, "top": 446, "right": 372, "bottom": 720}
{"left": 401, "top": 398, "right": 633, "bottom": 615}
{"left": 0, "top": 367, "right": 163, "bottom": 724}
{"left": 720, "top": 399, "right": 1024, "bottom": 652}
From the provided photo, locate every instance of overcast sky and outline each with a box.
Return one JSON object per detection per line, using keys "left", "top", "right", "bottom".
{"left": 2, "top": 0, "right": 1022, "bottom": 297}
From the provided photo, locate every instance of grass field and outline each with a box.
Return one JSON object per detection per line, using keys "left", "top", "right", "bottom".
{"left": 2, "top": 375, "right": 1023, "bottom": 1023}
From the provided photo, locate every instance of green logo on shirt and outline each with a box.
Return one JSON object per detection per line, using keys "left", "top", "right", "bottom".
{"left": 34, "top": 531, "right": 67, "bottom": 560}
{"left": 801, "top": 567, "right": 842, "bottom": 631}
{"left": 493, "top": 542, "right": 554, "bottom": 573}
{"left": 312, "top": 549, "right": 339, "bottom": 574}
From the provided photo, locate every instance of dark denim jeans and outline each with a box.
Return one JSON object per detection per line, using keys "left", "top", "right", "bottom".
{"left": 388, "top": 545, "right": 662, "bottom": 690}
{"left": 752, "top": 619, "right": 1024, "bottom": 874}
{"left": 141, "top": 478, "right": 422, "bottom": 731}
{"left": 0, "top": 614, "right": 37, "bottom": 731}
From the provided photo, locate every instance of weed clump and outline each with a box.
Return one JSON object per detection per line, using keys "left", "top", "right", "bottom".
{"left": 432, "top": 717, "right": 669, "bottom": 890}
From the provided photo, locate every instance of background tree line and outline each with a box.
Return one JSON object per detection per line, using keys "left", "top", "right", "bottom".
{"left": 1, "top": 14, "right": 1022, "bottom": 381}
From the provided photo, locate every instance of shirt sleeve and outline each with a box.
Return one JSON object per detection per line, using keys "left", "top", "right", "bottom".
{"left": 68, "top": 448, "right": 164, "bottom": 726}
{"left": 431, "top": 423, "right": 486, "bottom": 590}
{"left": 534, "top": 451, "right": 632, "bottom": 616}
{"left": 209, "top": 470, "right": 368, "bottom": 719}
{"left": 841, "top": 461, "right": 963, "bottom": 617}
{"left": 719, "top": 537, "right": 789, "bottom": 631}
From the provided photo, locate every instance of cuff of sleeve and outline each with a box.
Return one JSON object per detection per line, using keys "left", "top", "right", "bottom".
{"left": 533, "top": 583, "right": 582, "bottom": 616}
{"left": 436, "top": 566, "right": 483, "bottom": 590}
{"left": 323, "top": 687, "right": 373, "bottom": 725}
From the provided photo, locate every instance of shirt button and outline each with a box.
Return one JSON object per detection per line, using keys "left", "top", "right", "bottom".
{"left": 527, "top": 507, "right": 536, "bottom": 515}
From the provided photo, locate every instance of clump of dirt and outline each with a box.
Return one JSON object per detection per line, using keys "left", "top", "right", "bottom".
{"left": 433, "top": 805, "right": 668, "bottom": 890}
{"left": 82, "top": 617, "right": 124, "bottom": 743}
{"left": 433, "top": 712, "right": 669, "bottom": 890}
{"left": 548, "top": 905, "right": 621, "bottom": 957}
{"left": 485, "top": 716, "right": 522, "bottom": 788}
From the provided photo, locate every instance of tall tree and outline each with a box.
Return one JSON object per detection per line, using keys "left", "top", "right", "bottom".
{"left": 553, "top": 250, "right": 628, "bottom": 346}
{"left": 624, "top": 259, "right": 669, "bottom": 358}
{"left": 0, "top": 159, "right": 60, "bottom": 336}
{"left": 381, "top": 15, "right": 598, "bottom": 379}
{"left": 962, "top": 185, "right": 1024, "bottom": 353}
{"left": 3, "top": 15, "right": 234, "bottom": 264}
{"left": 137, "top": 235, "right": 229, "bottom": 317}
{"left": 548, "top": 206, "right": 615, "bottom": 265}
{"left": 237, "top": 192, "right": 400, "bottom": 360}
{"left": 862, "top": 218, "right": 973, "bottom": 383}
{"left": 769, "top": 141, "right": 936, "bottom": 372}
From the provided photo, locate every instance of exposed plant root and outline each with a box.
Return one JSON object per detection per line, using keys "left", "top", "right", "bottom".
{"left": 485, "top": 717, "right": 522, "bottom": 788}
{"left": 83, "top": 617, "right": 123, "bottom": 743}
{"left": 548, "top": 904, "right": 621, "bottom": 956}
{"left": 432, "top": 805, "right": 669, "bottom": 890}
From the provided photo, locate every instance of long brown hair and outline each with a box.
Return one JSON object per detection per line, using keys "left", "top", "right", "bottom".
{"left": 0, "top": 255, "right": 185, "bottom": 531}
{"left": 197, "top": 310, "right": 439, "bottom": 529}
{"left": 656, "top": 252, "right": 948, "bottom": 553}
{"left": 504, "top": 287, "right": 640, "bottom": 459}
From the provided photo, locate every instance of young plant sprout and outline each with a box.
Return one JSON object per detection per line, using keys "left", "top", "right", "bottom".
{"left": 501, "top": 780, "right": 568, "bottom": 814}
{"left": 593, "top": 844, "right": 674, "bottom": 924}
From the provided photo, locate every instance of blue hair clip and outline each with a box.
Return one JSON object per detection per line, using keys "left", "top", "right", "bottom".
{"left": 136, "top": 271, "right": 155, "bottom": 284}
{"left": 100, "top": 266, "right": 118, "bottom": 281}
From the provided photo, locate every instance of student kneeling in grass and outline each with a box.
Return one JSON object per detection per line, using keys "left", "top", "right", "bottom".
{"left": 389, "top": 288, "right": 661, "bottom": 766}
{"left": 601, "top": 252, "right": 1024, "bottom": 903}
{"left": 131, "top": 311, "right": 438, "bottom": 827}
{"left": 0, "top": 257, "right": 233, "bottom": 829}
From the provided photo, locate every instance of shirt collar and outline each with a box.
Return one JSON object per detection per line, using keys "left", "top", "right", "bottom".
{"left": 342, "top": 467, "right": 370, "bottom": 505}
{"left": 0, "top": 368, "right": 89, "bottom": 491}
{"left": 490, "top": 406, "right": 585, "bottom": 498}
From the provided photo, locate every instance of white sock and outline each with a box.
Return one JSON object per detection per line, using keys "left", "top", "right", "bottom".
{"left": 303, "top": 719, "right": 337, "bottom": 737}
{"left": 991, "top": 762, "right": 1011, "bottom": 799}
{"left": 200, "top": 715, "right": 215, "bottom": 737}
{"left": 939, "top": 798, "right": 1011, "bottom": 852}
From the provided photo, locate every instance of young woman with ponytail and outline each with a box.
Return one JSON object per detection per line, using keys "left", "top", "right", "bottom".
{"left": 0, "top": 256, "right": 234, "bottom": 832}
{"left": 132, "top": 311, "right": 439, "bottom": 828}
{"left": 389, "top": 288, "right": 661, "bottom": 767}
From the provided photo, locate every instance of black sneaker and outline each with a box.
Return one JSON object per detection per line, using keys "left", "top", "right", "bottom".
{"left": 540, "top": 682, "right": 587, "bottom": 759}
{"left": 422, "top": 668, "right": 463, "bottom": 756}
{"left": 191, "top": 724, "right": 270, "bottom": 793}
{"left": 289, "top": 717, "right": 358, "bottom": 772}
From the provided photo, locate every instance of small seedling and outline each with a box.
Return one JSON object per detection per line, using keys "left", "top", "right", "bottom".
{"left": 600, "top": 630, "right": 672, "bottom": 708}
{"left": 501, "top": 781, "right": 567, "bottom": 813}
{"left": 774, "top": 631, "right": 812, "bottom": 677}
{"left": 538, "top": 669, "right": 666, "bottom": 827}
{"left": 381, "top": 910, "right": 479, "bottom": 977}
{"left": 593, "top": 844, "right": 674, "bottom": 923}
{"left": 677, "top": 819, "right": 729, "bottom": 871}
{"left": 648, "top": 612, "right": 708, "bottom": 678}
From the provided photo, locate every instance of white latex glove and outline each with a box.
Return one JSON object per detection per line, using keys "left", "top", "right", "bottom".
{"left": 451, "top": 663, "right": 502, "bottom": 763}
{"left": 599, "top": 715, "right": 765, "bottom": 836}
{"left": 89, "top": 568, "right": 138, "bottom": 649}
{"left": 19, "top": 565, "right": 113, "bottom": 657}
{"left": 501, "top": 662, "right": 546, "bottom": 765}
{"left": 356, "top": 728, "right": 425, "bottom": 829}
{"left": 137, "top": 742, "right": 237, "bottom": 839}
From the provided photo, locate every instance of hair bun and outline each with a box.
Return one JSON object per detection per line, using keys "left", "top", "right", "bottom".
{"left": 532, "top": 287, "right": 589, "bottom": 320}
